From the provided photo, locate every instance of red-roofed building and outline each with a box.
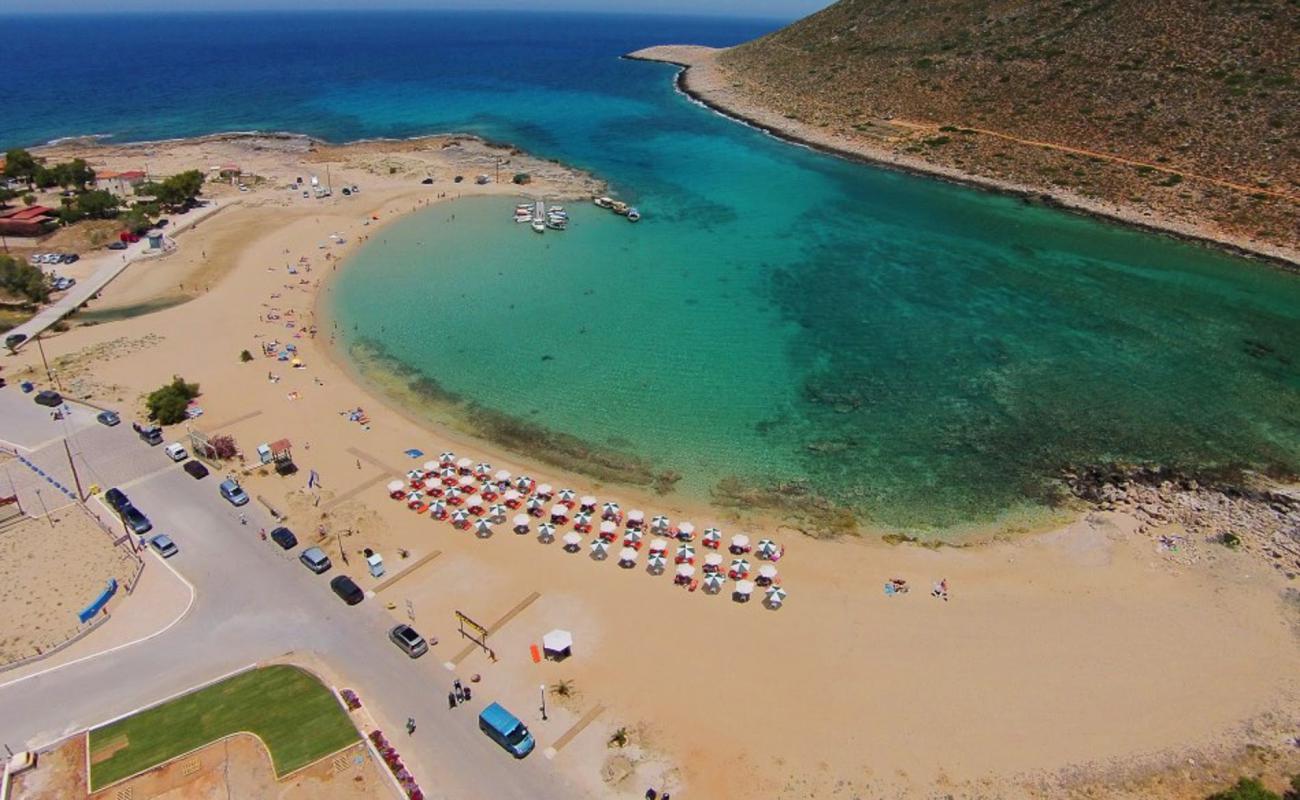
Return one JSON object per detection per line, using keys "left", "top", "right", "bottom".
{"left": 0, "top": 205, "right": 57, "bottom": 236}
{"left": 96, "top": 169, "right": 149, "bottom": 197}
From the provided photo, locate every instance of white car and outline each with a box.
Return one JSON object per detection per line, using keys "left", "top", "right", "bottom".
{"left": 164, "top": 442, "right": 188, "bottom": 462}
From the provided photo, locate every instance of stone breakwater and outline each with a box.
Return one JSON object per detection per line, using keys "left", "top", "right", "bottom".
{"left": 1064, "top": 466, "right": 1300, "bottom": 576}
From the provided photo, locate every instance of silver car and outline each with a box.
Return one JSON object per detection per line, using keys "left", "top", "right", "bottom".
{"left": 149, "top": 534, "right": 178, "bottom": 558}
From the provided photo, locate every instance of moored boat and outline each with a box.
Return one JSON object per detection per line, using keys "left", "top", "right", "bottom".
{"left": 626, "top": 208, "right": 641, "bottom": 222}
{"left": 611, "top": 201, "right": 629, "bottom": 215}
{"left": 593, "top": 196, "right": 613, "bottom": 209}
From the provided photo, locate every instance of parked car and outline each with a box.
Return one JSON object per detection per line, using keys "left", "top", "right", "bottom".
{"left": 63, "top": 253, "right": 79, "bottom": 264}
{"left": 388, "top": 624, "right": 429, "bottom": 658}
{"left": 119, "top": 504, "right": 153, "bottom": 535}
{"left": 329, "top": 575, "right": 364, "bottom": 605}
{"left": 104, "top": 487, "right": 129, "bottom": 512}
{"left": 219, "top": 479, "right": 250, "bottom": 506}
{"left": 5, "top": 333, "right": 27, "bottom": 349}
{"left": 148, "top": 534, "right": 178, "bottom": 558}
{"left": 107, "top": 241, "right": 128, "bottom": 250}
{"left": 34, "top": 390, "right": 63, "bottom": 407}
{"left": 478, "top": 703, "right": 536, "bottom": 758}
{"left": 269, "top": 526, "right": 298, "bottom": 550}
{"left": 164, "top": 442, "right": 188, "bottom": 462}
{"left": 183, "top": 460, "right": 209, "bottom": 479}
{"left": 132, "top": 422, "right": 163, "bottom": 445}
{"left": 96, "top": 410, "right": 121, "bottom": 427}
{"left": 299, "top": 546, "right": 332, "bottom": 574}
{"left": 155, "top": 218, "right": 168, "bottom": 228}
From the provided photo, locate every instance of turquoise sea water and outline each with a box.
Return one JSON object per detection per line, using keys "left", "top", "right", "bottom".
{"left": 5, "top": 12, "right": 1299, "bottom": 529}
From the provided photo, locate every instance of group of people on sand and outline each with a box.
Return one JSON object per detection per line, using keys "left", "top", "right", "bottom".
{"left": 883, "top": 576, "right": 950, "bottom": 601}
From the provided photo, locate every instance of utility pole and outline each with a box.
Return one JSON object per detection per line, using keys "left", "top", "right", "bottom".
{"left": 34, "top": 488, "right": 52, "bottom": 527}
{"left": 63, "top": 439, "right": 84, "bottom": 501}
{"left": 539, "top": 684, "right": 547, "bottom": 721}
{"left": 35, "top": 332, "right": 57, "bottom": 389}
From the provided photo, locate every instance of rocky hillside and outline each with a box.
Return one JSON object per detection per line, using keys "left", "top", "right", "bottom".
{"left": 717, "top": 0, "right": 1299, "bottom": 259}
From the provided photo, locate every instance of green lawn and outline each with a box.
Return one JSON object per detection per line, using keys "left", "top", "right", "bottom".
{"left": 88, "top": 664, "right": 360, "bottom": 790}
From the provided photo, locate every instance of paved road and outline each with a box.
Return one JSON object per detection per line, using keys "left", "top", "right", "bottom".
{"left": 7, "top": 200, "right": 228, "bottom": 347}
{"left": 0, "top": 419, "right": 584, "bottom": 799}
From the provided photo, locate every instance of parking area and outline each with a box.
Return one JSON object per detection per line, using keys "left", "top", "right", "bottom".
{"left": 0, "top": 389, "right": 102, "bottom": 450}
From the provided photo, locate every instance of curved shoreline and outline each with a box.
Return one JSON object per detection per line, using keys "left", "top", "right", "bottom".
{"left": 624, "top": 49, "right": 1300, "bottom": 272}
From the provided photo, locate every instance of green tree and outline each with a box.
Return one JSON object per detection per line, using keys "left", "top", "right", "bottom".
{"left": 21, "top": 193, "right": 36, "bottom": 206}
{"left": 153, "top": 170, "right": 205, "bottom": 209}
{"left": 120, "top": 205, "right": 152, "bottom": 234}
{"left": 0, "top": 254, "right": 50, "bottom": 303}
{"left": 3, "top": 148, "right": 38, "bottom": 184}
{"left": 75, "top": 189, "right": 120, "bottom": 219}
{"left": 145, "top": 376, "right": 201, "bottom": 425}
{"left": 62, "top": 158, "right": 95, "bottom": 189}
{"left": 1207, "top": 778, "right": 1281, "bottom": 800}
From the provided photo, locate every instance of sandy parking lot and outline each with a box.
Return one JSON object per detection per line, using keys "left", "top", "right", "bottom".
{"left": 0, "top": 504, "right": 140, "bottom": 665}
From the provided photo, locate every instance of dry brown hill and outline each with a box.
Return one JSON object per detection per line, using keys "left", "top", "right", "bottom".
{"left": 712, "top": 0, "right": 1300, "bottom": 259}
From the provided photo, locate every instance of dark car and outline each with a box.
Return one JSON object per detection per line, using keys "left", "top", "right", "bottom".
{"left": 155, "top": 218, "right": 169, "bottom": 228}
{"left": 107, "top": 241, "right": 128, "bottom": 250}
{"left": 329, "top": 575, "right": 364, "bottom": 605}
{"left": 269, "top": 526, "right": 298, "bottom": 550}
{"left": 119, "top": 503, "right": 153, "bottom": 535}
{"left": 104, "top": 487, "right": 129, "bottom": 512}
{"left": 34, "top": 390, "right": 63, "bottom": 407}
{"left": 183, "top": 460, "right": 209, "bottom": 479}
{"left": 420, "top": 177, "right": 434, "bottom": 185}
{"left": 5, "top": 333, "right": 26, "bottom": 349}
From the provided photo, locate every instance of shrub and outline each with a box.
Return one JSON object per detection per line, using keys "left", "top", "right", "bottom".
{"left": 145, "top": 375, "right": 200, "bottom": 425}
{"left": 1206, "top": 778, "right": 1280, "bottom": 800}
{"left": 239, "top": 349, "right": 254, "bottom": 363}
{"left": 207, "top": 434, "right": 238, "bottom": 460}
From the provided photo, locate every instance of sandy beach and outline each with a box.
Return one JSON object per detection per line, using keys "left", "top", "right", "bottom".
{"left": 625, "top": 45, "right": 1300, "bottom": 270}
{"left": 5, "top": 133, "right": 1299, "bottom": 799}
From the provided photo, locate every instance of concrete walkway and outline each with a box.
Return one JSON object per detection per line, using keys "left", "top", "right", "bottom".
{"left": 7, "top": 199, "right": 232, "bottom": 347}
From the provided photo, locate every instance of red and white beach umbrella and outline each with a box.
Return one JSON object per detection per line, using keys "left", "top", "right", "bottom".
{"left": 503, "top": 489, "right": 523, "bottom": 508}
{"left": 601, "top": 501, "right": 621, "bottom": 521}
{"left": 536, "top": 483, "right": 554, "bottom": 500}
{"left": 579, "top": 495, "right": 597, "bottom": 512}
{"left": 557, "top": 489, "right": 577, "bottom": 506}
{"left": 651, "top": 515, "right": 670, "bottom": 532}
{"left": 729, "top": 534, "right": 751, "bottom": 554}
{"left": 438, "top": 451, "right": 457, "bottom": 466}
{"left": 756, "top": 538, "right": 779, "bottom": 560}
{"left": 474, "top": 519, "right": 494, "bottom": 538}
{"left": 675, "top": 543, "right": 696, "bottom": 563}
{"left": 488, "top": 504, "right": 508, "bottom": 523}
{"left": 550, "top": 505, "right": 569, "bottom": 523}
{"left": 386, "top": 479, "right": 405, "bottom": 497}
{"left": 626, "top": 510, "right": 645, "bottom": 527}
{"left": 702, "top": 527, "right": 722, "bottom": 548}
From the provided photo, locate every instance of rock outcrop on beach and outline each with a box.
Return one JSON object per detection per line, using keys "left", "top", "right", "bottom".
{"left": 637, "top": 0, "right": 1300, "bottom": 263}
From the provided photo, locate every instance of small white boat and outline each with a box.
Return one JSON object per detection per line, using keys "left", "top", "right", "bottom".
{"left": 531, "top": 220, "right": 545, "bottom": 233}
{"left": 593, "top": 196, "right": 613, "bottom": 209}
{"left": 626, "top": 208, "right": 641, "bottom": 222}
{"left": 610, "top": 201, "right": 629, "bottom": 216}
{"left": 546, "top": 219, "right": 566, "bottom": 230}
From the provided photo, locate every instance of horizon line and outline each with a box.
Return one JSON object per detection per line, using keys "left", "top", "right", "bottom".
{"left": 0, "top": 7, "right": 797, "bottom": 21}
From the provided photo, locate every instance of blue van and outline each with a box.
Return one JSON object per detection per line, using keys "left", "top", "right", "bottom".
{"left": 478, "top": 702, "right": 535, "bottom": 758}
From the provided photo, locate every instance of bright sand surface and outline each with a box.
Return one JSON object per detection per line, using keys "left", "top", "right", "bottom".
{"left": 9, "top": 136, "right": 1299, "bottom": 799}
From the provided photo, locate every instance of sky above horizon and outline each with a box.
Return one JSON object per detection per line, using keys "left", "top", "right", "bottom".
{"left": 0, "top": 0, "right": 829, "bottom": 18}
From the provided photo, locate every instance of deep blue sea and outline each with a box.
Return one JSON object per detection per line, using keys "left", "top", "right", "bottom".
{"left": 6, "top": 11, "right": 1299, "bottom": 532}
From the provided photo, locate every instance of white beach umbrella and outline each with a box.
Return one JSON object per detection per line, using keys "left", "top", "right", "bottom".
{"left": 676, "top": 522, "right": 695, "bottom": 540}
{"left": 730, "top": 558, "right": 751, "bottom": 577}
{"left": 404, "top": 490, "right": 423, "bottom": 503}
{"left": 676, "top": 543, "right": 696, "bottom": 562}
{"left": 438, "top": 451, "right": 456, "bottom": 466}
{"left": 558, "top": 489, "right": 577, "bottom": 505}
{"left": 757, "top": 538, "right": 778, "bottom": 559}
{"left": 444, "top": 487, "right": 463, "bottom": 505}
{"left": 467, "top": 497, "right": 486, "bottom": 513}
{"left": 493, "top": 469, "right": 511, "bottom": 484}
{"left": 702, "top": 527, "right": 722, "bottom": 545}
{"left": 704, "top": 553, "right": 724, "bottom": 568}
{"left": 474, "top": 519, "right": 494, "bottom": 538}
{"left": 406, "top": 469, "right": 423, "bottom": 482}
{"left": 488, "top": 504, "right": 508, "bottom": 523}
{"left": 513, "top": 514, "right": 531, "bottom": 534}
{"left": 646, "top": 553, "right": 667, "bottom": 572}
{"left": 429, "top": 500, "right": 447, "bottom": 518}
{"left": 455, "top": 457, "right": 473, "bottom": 472}
{"left": 550, "top": 505, "right": 569, "bottom": 521}
{"left": 562, "top": 530, "right": 582, "bottom": 550}
{"left": 422, "top": 460, "right": 439, "bottom": 474}
{"left": 536, "top": 483, "right": 554, "bottom": 499}
{"left": 735, "top": 579, "right": 756, "bottom": 596}
{"left": 730, "top": 534, "right": 751, "bottom": 552}
{"left": 649, "top": 537, "right": 669, "bottom": 553}
{"left": 515, "top": 475, "right": 534, "bottom": 492}
{"left": 579, "top": 495, "right": 597, "bottom": 510}
{"left": 574, "top": 512, "right": 592, "bottom": 528}
{"left": 458, "top": 477, "right": 477, "bottom": 492}
{"left": 623, "top": 528, "right": 643, "bottom": 544}
{"left": 474, "top": 462, "right": 492, "bottom": 478}
{"left": 601, "top": 501, "right": 621, "bottom": 520}
{"left": 618, "top": 547, "right": 638, "bottom": 564}
{"left": 758, "top": 564, "right": 778, "bottom": 580}
{"left": 386, "top": 480, "right": 405, "bottom": 494}
{"left": 542, "top": 629, "right": 573, "bottom": 655}
{"left": 651, "top": 514, "right": 670, "bottom": 532}
{"left": 503, "top": 489, "right": 522, "bottom": 505}
{"left": 439, "top": 467, "right": 458, "bottom": 484}
{"left": 703, "top": 573, "right": 726, "bottom": 593}
{"left": 675, "top": 563, "right": 696, "bottom": 578}
{"left": 451, "top": 509, "right": 470, "bottom": 526}
{"left": 598, "top": 520, "right": 618, "bottom": 537}
{"left": 627, "top": 509, "right": 645, "bottom": 526}
{"left": 590, "top": 539, "right": 609, "bottom": 559}
{"left": 765, "top": 585, "right": 787, "bottom": 607}
{"left": 526, "top": 498, "right": 545, "bottom": 515}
